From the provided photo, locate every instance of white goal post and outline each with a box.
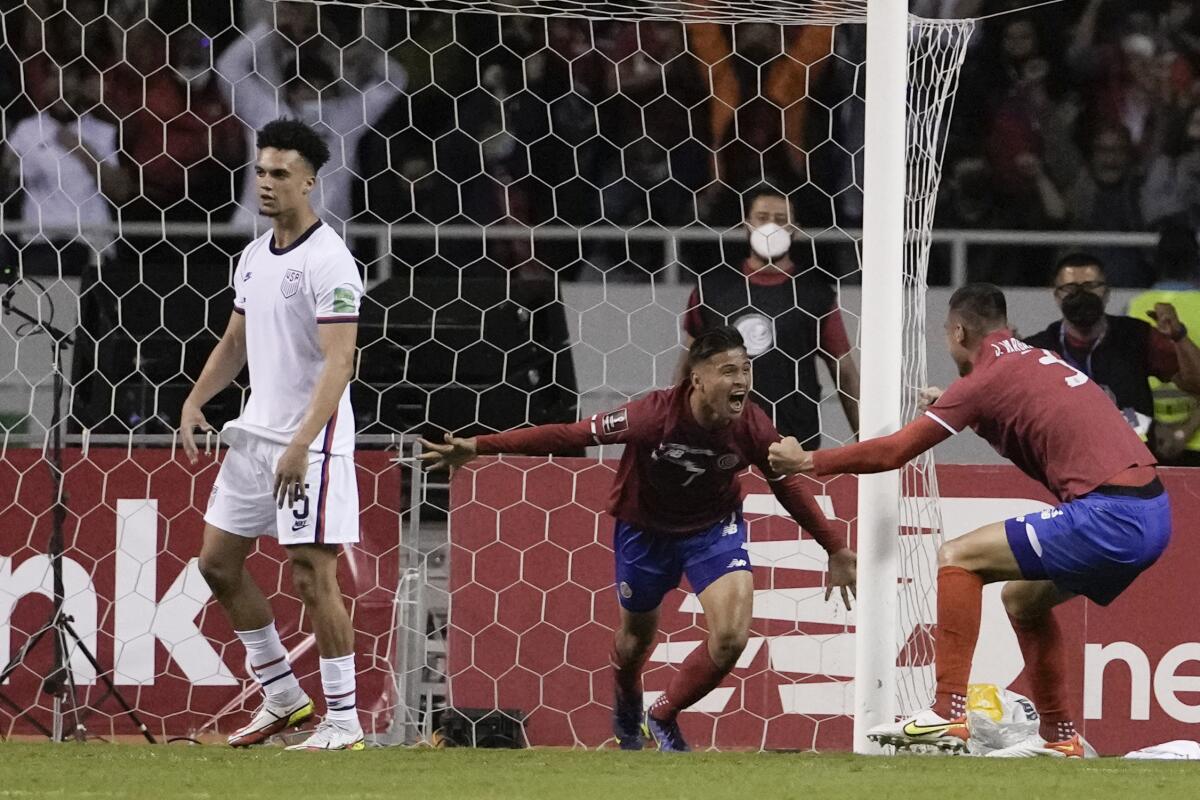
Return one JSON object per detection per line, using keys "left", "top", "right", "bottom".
{"left": 0, "top": 0, "right": 973, "bottom": 747}
{"left": 855, "top": 0, "right": 908, "bottom": 753}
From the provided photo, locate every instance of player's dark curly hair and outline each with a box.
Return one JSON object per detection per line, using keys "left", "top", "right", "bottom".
{"left": 687, "top": 325, "right": 746, "bottom": 371}
{"left": 256, "top": 117, "right": 331, "bottom": 174}
{"left": 949, "top": 283, "right": 1008, "bottom": 335}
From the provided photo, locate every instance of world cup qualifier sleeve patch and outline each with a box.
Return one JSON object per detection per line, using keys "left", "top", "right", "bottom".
{"left": 332, "top": 286, "right": 359, "bottom": 313}
{"left": 601, "top": 409, "right": 628, "bottom": 436}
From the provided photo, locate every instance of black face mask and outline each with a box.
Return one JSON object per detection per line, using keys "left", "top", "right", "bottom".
{"left": 1061, "top": 290, "right": 1106, "bottom": 328}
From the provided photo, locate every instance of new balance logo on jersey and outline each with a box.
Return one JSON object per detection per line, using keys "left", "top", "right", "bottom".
{"left": 722, "top": 517, "right": 739, "bottom": 536}
{"left": 726, "top": 558, "right": 748, "bottom": 569}
{"left": 292, "top": 519, "right": 309, "bottom": 531}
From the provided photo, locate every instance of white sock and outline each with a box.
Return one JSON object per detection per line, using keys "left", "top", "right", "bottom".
{"left": 235, "top": 622, "right": 303, "bottom": 705}
{"left": 320, "top": 654, "right": 359, "bottom": 728}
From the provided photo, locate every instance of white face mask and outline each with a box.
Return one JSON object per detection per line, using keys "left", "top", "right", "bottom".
{"left": 748, "top": 222, "right": 792, "bottom": 261}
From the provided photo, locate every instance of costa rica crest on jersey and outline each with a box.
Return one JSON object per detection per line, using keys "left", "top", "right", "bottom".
{"left": 281, "top": 269, "right": 303, "bottom": 298}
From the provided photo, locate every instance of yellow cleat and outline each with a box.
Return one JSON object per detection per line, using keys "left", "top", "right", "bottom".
{"left": 867, "top": 709, "right": 969, "bottom": 754}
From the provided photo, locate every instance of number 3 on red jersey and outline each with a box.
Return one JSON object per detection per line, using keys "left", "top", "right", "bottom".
{"left": 1032, "top": 348, "right": 1089, "bottom": 388}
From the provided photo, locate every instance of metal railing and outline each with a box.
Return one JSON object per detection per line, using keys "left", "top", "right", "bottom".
{"left": 1, "top": 220, "right": 1164, "bottom": 288}
{"left": 0, "top": 431, "right": 412, "bottom": 453}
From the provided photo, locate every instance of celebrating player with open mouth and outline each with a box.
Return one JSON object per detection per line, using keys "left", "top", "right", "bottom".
{"left": 768, "top": 283, "right": 1171, "bottom": 758}
{"left": 421, "top": 325, "right": 856, "bottom": 752}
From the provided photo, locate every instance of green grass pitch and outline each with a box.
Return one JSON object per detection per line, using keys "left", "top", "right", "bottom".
{"left": 3, "top": 743, "right": 1199, "bottom": 800}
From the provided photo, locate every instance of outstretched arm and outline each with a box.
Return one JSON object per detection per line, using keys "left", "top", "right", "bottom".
{"left": 769, "top": 414, "right": 951, "bottom": 477}
{"left": 420, "top": 398, "right": 661, "bottom": 471}
{"left": 419, "top": 420, "right": 594, "bottom": 472}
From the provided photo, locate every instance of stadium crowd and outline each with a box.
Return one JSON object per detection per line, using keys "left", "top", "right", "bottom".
{"left": 3, "top": 0, "right": 1200, "bottom": 287}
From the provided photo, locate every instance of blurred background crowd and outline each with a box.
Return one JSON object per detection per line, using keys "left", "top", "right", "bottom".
{"left": 5, "top": 0, "right": 1199, "bottom": 288}
{"left": 5, "top": 0, "right": 1200, "bottom": 445}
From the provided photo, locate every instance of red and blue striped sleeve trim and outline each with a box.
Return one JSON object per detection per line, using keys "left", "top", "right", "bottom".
{"left": 317, "top": 315, "right": 358, "bottom": 324}
{"left": 233, "top": 306, "right": 245, "bottom": 315}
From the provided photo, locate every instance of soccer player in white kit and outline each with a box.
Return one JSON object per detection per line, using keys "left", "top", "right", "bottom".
{"left": 179, "top": 118, "right": 365, "bottom": 751}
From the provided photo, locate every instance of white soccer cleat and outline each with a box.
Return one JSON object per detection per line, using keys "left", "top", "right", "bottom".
{"left": 284, "top": 718, "right": 365, "bottom": 751}
{"left": 986, "top": 733, "right": 1086, "bottom": 759}
{"left": 867, "top": 708, "right": 970, "bottom": 754}
{"left": 228, "top": 695, "right": 314, "bottom": 747}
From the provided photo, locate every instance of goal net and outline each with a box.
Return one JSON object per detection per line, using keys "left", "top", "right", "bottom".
{"left": 0, "top": 0, "right": 971, "bottom": 748}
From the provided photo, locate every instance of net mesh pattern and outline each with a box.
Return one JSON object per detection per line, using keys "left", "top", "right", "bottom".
{"left": 0, "top": 1, "right": 971, "bottom": 745}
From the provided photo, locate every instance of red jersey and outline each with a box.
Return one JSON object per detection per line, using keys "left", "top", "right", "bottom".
{"left": 926, "top": 330, "right": 1155, "bottom": 501}
{"left": 812, "top": 330, "right": 1155, "bottom": 502}
{"left": 475, "top": 383, "right": 841, "bottom": 551}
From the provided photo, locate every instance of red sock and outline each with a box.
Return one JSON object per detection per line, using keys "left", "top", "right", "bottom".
{"left": 933, "top": 565, "right": 983, "bottom": 719}
{"left": 648, "top": 642, "right": 728, "bottom": 722}
{"left": 1009, "top": 612, "right": 1075, "bottom": 742}
{"left": 610, "top": 636, "right": 651, "bottom": 699}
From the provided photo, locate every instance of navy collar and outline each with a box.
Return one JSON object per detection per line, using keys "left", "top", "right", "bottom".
{"left": 269, "top": 219, "right": 322, "bottom": 255}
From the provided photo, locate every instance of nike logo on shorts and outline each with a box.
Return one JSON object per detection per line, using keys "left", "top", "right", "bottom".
{"left": 292, "top": 520, "right": 309, "bottom": 531}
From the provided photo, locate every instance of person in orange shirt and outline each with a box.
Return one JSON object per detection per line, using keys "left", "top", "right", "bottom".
{"left": 688, "top": 22, "right": 835, "bottom": 194}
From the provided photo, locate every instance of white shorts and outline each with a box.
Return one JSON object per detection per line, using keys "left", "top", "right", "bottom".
{"left": 204, "top": 434, "right": 359, "bottom": 545}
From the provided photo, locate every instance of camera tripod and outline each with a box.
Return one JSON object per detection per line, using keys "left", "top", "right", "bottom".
{"left": 0, "top": 278, "right": 154, "bottom": 742}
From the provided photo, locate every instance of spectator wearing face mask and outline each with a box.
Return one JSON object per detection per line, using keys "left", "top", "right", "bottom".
{"left": 678, "top": 187, "right": 859, "bottom": 449}
{"left": 1024, "top": 252, "right": 1200, "bottom": 442}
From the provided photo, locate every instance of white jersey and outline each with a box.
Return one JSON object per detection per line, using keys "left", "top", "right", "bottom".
{"left": 223, "top": 220, "right": 362, "bottom": 455}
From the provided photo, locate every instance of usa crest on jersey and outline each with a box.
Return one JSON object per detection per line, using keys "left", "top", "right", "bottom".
{"left": 281, "top": 269, "right": 303, "bottom": 298}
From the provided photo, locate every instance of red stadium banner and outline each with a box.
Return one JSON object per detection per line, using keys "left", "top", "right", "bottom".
{"left": 0, "top": 447, "right": 402, "bottom": 740}
{"left": 448, "top": 458, "right": 1200, "bottom": 755}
